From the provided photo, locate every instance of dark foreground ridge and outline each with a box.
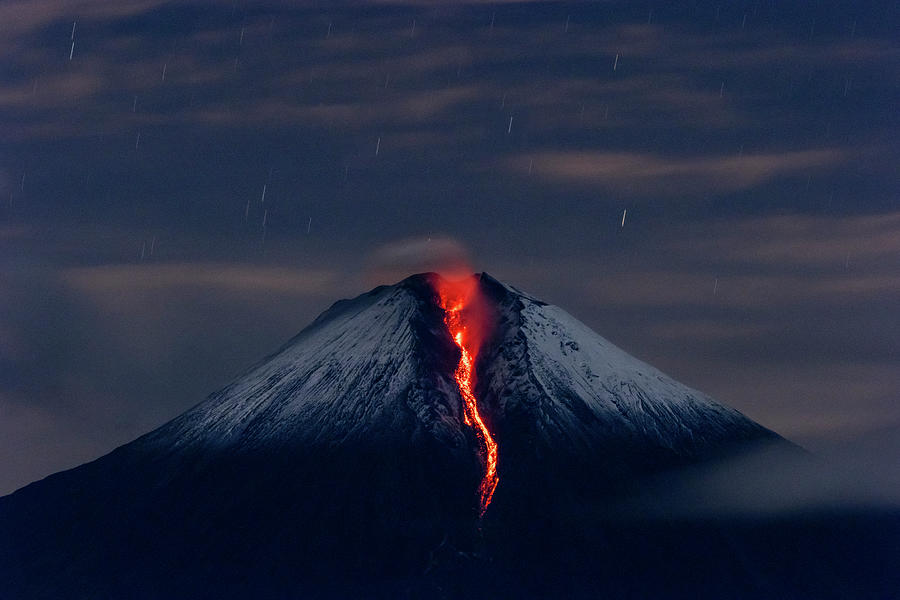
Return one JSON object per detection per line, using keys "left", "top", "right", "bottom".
{"left": 1, "top": 273, "right": 897, "bottom": 599}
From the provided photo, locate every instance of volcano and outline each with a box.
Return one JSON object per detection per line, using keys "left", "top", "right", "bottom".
{"left": 1, "top": 273, "right": 897, "bottom": 599}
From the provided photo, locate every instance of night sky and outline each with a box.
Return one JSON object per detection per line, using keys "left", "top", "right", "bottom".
{"left": 1, "top": 0, "right": 898, "bottom": 495}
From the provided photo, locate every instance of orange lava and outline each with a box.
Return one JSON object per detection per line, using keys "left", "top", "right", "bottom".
{"left": 436, "top": 277, "right": 499, "bottom": 518}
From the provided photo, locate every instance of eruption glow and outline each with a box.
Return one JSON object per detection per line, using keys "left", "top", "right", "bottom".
{"left": 436, "top": 276, "right": 499, "bottom": 518}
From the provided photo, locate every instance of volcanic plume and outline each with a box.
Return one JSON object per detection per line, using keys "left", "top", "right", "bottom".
{"left": 1, "top": 273, "right": 895, "bottom": 600}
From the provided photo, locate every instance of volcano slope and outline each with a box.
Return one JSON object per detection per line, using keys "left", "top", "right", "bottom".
{"left": 1, "top": 273, "right": 897, "bottom": 599}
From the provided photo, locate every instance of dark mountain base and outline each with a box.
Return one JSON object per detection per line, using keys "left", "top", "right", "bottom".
{"left": 485, "top": 511, "right": 900, "bottom": 600}
{"left": 6, "top": 513, "right": 897, "bottom": 599}
{"left": 3, "top": 448, "right": 898, "bottom": 600}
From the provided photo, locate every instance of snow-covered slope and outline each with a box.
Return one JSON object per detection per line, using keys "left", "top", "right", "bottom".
{"left": 140, "top": 276, "right": 466, "bottom": 455}
{"left": 477, "top": 273, "right": 777, "bottom": 464}
{"left": 132, "top": 271, "right": 775, "bottom": 465}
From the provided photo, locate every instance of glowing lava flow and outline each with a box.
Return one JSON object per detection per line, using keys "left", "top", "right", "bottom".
{"left": 438, "top": 281, "right": 499, "bottom": 518}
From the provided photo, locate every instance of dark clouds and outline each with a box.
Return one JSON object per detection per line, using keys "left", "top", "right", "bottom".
{"left": 1, "top": 1, "right": 898, "bottom": 495}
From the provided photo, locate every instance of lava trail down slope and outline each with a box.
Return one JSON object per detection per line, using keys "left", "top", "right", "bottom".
{"left": 435, "top": 276, "right": 498, "bottom": 517}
